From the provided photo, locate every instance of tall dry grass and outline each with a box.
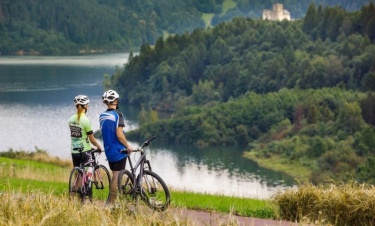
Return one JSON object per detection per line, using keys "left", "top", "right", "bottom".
{"left": 273, "top": 180, "right": 375, "bottom": 225}
{"left": 0, "top": 189, "right": 196, "bottom": 226}
{"left": 0, "top": 156, "right": 69, "bottom": 183}
{"left": 0, "top": 148, "right": 71, "bottom": 168}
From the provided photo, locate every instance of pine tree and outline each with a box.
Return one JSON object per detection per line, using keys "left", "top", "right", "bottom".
{"left": 302, "top": 3, "right": 319, "bottom": 38}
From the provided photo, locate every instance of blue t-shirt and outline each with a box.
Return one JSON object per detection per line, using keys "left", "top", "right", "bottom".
{"left": 99, "top": 109, "right": 127, "bottom": 162}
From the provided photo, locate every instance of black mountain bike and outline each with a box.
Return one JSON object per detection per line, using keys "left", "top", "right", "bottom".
{"left": 117, "top": 136, "right": 170, "bottom": 211}
{"left": 69, "top": 148, "right": 111, "bottom": 204}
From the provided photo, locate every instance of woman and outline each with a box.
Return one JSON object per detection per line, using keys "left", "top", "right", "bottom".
{"left": 68, "top": 95, "right": 102, "bottom": 198}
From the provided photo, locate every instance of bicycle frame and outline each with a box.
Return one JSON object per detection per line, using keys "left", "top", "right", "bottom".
{"left": 127, "top": 151, "right": 152, "bottom": 177}
{"left": 70, "top": 162, "right": 91, "bottom": 196}
{"left": 69, "top": 149, "right": 109, "bottom": 202}
{"left": 126, "top": 149, "right": 151, "bottom": 197}
{"left": 118, "top": 136, "right": 170, "bottom": 211}
{"left": 125, "top": 136, "right": 155, "bottom": 184}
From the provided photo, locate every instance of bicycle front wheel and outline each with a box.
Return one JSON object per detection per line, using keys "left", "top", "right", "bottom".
{"left": 92, "top": 165, "right": 111, "bottom": 204}
{"left": 140, "top": 170, "right": 170, "bottom": 211}
{"left": 69, "top": 167, "right": 83, "bottom": 201}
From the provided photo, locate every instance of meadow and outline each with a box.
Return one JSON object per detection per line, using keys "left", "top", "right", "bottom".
{"left": 1, "top": 150, "right": 375, "bottom": 225}
{"left": 0, "top": 150, "right": 274, "bottom": 225}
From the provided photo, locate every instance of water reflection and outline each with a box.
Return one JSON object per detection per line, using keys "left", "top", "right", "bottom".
{"left": 0, "top": 53, "right": 128, "bottom": 66}
{"left": 0, "top": 54, "right": 295, "bottom": 198}
{"left": 141, "top": 145, "right": 292, "bottom": 198}
{"left": 147, "top": 142, "right": 295, "bottom": 191}
{"left": 0, "top": 53, "right": 129, "bottom": 104}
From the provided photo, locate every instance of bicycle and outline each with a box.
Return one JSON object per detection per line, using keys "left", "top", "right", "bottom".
{"left": 117, "top": 136, "right": 170, "bottom": 211}
{"left": 68, "top": 148, "right": 111, "bottom": 204}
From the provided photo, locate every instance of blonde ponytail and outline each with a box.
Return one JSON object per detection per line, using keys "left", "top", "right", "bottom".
{"left": 76, "top": 105, "right": 85, "bottom": 122}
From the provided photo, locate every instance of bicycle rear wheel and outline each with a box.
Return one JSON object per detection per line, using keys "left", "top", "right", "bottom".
{"left": 69, "top": 167, "right": 83, "bottom": 202}
{"left": 92, "top": 165, "right": 111, "bottom": 204}
{"left": 139, "top": 170, "right": 170, "bottom": 211}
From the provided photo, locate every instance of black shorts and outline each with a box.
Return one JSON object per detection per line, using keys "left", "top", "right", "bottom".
{"left": 108, "top": 157, "right": 127, "bottom": 171}
{"left": 71, "top": 151, "right": 93, "bottom": 167}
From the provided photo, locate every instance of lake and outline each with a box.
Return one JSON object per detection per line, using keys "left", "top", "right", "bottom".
{"left": 0, "top": 53, "right": 295, "bottom": 198}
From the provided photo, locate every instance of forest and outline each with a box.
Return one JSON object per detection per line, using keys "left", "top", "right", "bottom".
{"left": 2, "top": 0, "right": 375, "bottom": 185}
{"left": 103, "top": 3, "right": 375, "bottom": 184}
{"left": 0, "top": 0, "right": 373, "bottom": 55}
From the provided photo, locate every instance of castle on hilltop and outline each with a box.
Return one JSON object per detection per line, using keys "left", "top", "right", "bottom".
{"left": 263, "top": 3, "right": 291, "bottom": 21}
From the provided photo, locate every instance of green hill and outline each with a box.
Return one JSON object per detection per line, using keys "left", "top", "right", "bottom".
{"left": 0, "top": 0, "right": 373, "bottom": 55}
{"left": 104, "top": 3, "right": 375, "bottom": 185}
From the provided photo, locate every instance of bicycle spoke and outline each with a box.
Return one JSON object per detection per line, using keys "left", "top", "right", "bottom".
{"left": 91, "top": 165, "right": 111, "bottom": 204}
{"left": 114, "top": 136, "right": 170, "bottom": 212}
{"left": 69, "top": 167, "right": 84, "bottom": 203}
{"left": 140, "top": 170, "right": 170, "bottom": 211}
{"left": 118, "top": 170, "right": 137, "bottom": 211}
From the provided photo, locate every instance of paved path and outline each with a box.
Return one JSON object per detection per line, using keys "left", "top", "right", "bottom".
{"left": 171, "top": 208, "right": 304, "bottom": 226}
{"left": 125, "top": 204, "right": 307, "bottom": 225}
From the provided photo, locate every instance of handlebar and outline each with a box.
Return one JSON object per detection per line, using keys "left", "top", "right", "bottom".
{"left": 91, "top": 149, "right": 102, "bottom": 154}
{"left": 72, "top": 147, "right": 102, "bottom": 154}
{"left": 120, "top": 136, "right": 156, "bottom": 154}
{"left": 142, "top": 136, "right": 156, "bottom": 147}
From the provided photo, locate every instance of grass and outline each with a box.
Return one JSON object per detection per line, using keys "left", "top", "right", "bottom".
{"left": 201, "top": 13, "right": 215, "bottom": 28}
{"left": 171, "top": 190, "right": 274, "bottom": 218}
{"left": 222, "top": 0, "right": 236, "bottom": 15}
{"left": 0, "top": 150, "right": 275, "bottom": 220}
{"left": 273, "top": 181, "right": 375, "bottom": 225}
{"left": 3, "top": 150, "right": 375, "bottom": 225}
{"left": 244, "top": 151, "right": 311, "bottom": 180}
{"left": 0, "top": 189, "right": 194, "bottom": 226}
{"left": 201, "top": 0, "right": 237, "bottom": 28}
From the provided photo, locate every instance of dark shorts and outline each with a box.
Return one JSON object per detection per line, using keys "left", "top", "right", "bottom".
{"left": 108, "top": 157, "right": 127, "bottom": 171}
{"left": 71, "top": 151, "right": 93, "bottom": 167}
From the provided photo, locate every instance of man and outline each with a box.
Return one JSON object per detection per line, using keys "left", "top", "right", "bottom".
{"left": 99, "top": 89, "right": 133, "bottom": 205}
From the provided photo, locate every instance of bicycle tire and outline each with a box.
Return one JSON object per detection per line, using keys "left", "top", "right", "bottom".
{"left": 68, "top": 167, "right": 84, "bottom": 202}
{"left": 118, "top": 169, "right": 134, "bottom": 199}
{"left": 117, "top": 169, "right": 138, "bottom": 210}
{"left": 139, "top": 170, "right": 170, "bottom": 211}
{"left": 92, "top": 165, "right": 111, "bottom": 204}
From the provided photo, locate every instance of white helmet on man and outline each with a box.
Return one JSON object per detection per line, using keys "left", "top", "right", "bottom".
{"left": 74, "top": 95, "right": 90, "bottom": 106}
{"left": 102, "top": 90, "right": 119, "bottom": 103}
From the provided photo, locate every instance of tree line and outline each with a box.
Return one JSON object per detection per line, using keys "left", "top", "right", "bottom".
{"left": 0, "top": 0, "right": 372, "bottom": 55}
{"left": 104, "top": 3, "right": 375, "bottom": 184}
{"left": 111, "top": 3, "right": 375, "bottom": 109}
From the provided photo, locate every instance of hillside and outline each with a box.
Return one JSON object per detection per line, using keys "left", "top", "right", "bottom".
{"left": 110, "top": 3, "right": 375, "bottom": 110}
{"left": 0, "top": 0, "right": 373, "bottom": 55}
{"left": 104, "top": 3, "right": 375, "bottom": 185}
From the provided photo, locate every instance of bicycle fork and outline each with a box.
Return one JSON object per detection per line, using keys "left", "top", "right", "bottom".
{"left": 92, "top": 169, "right": 105, "bottom": 190}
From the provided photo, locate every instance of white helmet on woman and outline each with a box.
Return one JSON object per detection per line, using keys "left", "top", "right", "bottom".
{"left": 74, "top": 95, "right": 90, "bottom": 106}
{"left": 102, "top": 90, "right": 119, "bottom": 103}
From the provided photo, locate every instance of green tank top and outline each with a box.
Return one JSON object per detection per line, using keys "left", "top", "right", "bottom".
{"left": 68, "top": 113, "right": 93, "bottom": 153}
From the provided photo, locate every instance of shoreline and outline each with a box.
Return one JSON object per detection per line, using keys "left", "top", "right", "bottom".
{"left": 243, "top": 151, "right": 311, "bottom": 181}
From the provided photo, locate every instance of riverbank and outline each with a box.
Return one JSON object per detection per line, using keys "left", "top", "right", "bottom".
{"left": 243, "top": 151, "right": 311, "bottom": 181}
